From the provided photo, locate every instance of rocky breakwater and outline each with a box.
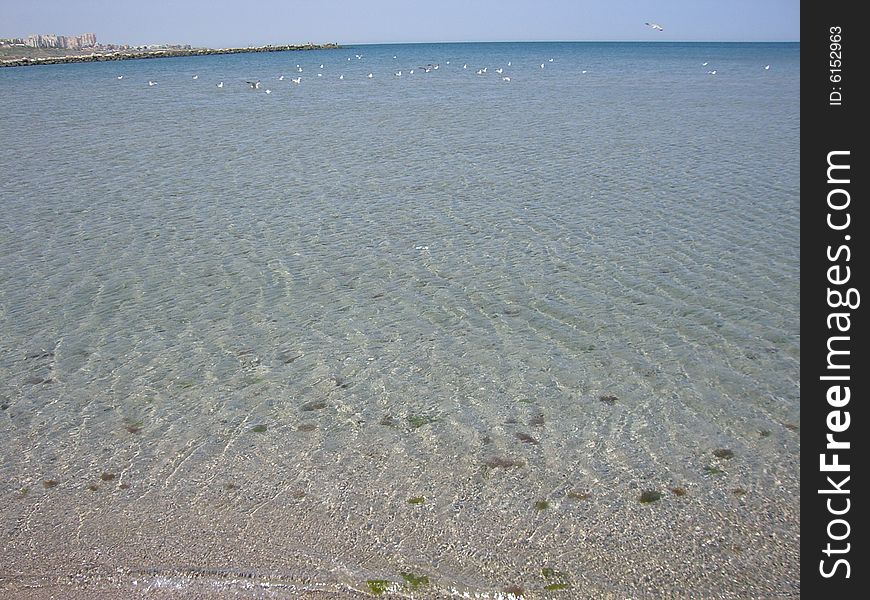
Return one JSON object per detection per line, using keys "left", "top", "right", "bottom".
{"left": 1, "top": 43, "right": 341, "bottom": 68}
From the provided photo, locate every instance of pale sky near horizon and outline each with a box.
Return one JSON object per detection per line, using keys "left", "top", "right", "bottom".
{"left": 1, "top": 0, "right": 799, "bottom": 47}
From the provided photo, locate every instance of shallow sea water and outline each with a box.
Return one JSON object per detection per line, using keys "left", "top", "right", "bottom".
{"left": 0, "top": 42, "right": 799, "bottom": 598}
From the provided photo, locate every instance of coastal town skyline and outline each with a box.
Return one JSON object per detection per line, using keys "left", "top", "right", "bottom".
{"left": 1, "top": 0, "right": 800, "bottom": 47}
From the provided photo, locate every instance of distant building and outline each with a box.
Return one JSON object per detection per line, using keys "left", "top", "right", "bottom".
{"left": 25, "top": 33, "right": 97, "bottom": 49}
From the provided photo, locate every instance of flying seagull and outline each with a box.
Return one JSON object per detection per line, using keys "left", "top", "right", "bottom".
{"left": 645, "top": 22, "right": 664, "bottom": 31}
{"left": 246, "top": 80, "right": 261, "bottom": 89}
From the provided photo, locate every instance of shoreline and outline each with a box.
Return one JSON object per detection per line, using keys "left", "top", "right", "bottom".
{"left": 0, "top": 43, "right": 341, "bottom": 68}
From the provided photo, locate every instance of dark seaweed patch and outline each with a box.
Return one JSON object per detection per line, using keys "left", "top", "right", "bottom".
{"left": 713, "top": 448, "right": 734, "bottom": 459}
{"left": 407, "top": 414, "right": 437, "bottom": 429}
{"left": 484, "top": 456, "right": 524, "bottom": 469}
{"left": 301, "top": 400, "right": 327, "bottom": 411}
{"left": 250, "top": 424, "right": 268, "bottom": 433}
{"left": 515, "top": 432, "right": 540, "bottom": 445}
{"left": 366, "top": 580, "right": 391, "bottom": 596}
{"left": 599, "top": 395, "right": 618, "bottom": 406}
{"left": 639, "top": 490, "right": 662, "bottom": 503}
{"left": 399, "top": 572, "right": 429, "bottom": 589}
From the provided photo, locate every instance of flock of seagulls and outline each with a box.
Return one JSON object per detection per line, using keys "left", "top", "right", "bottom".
{"left": 118, "top": 27, "right": 774, "bottom": 90}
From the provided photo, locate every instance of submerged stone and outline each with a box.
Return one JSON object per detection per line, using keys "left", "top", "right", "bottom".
{"left": 407, "top": 496, "right": 425, "bottom": 505}
{"left": 713, "top": 448, "right": 735, "bottom": 459}
{"left": 250, "top": 424, "right": 268, "bottom": 433}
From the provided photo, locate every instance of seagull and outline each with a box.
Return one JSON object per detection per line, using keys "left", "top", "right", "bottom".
{"left": 319, "top": 64, "right": 324, "bottom": 69}
{"left": 393, "top": 55, "right": 397, "bottom": 59}
{"left": 278, "top": 75, "right": 285, "bottom": 80}
{"left": 297, "top": 67, "right": 303, "bottom": 72}
{"left": 548, "top": 58, "right": 554, "bottom": 62}
{"left": 395, "top": 71, "right": 402, "bottom": 77}
{"left": 355, "top": 54, "right": 363, "bottom": 60}
{"left": 482, "top": 67, "right": 487, "bottom": 73}
{"left": 764, "top": 64, "right": 770, "bottom": 70}
{"left": 367, "top": 72, "right": 373, "bottom": 78}
{"left": 707, "top": 70, "right": 717, "bottom": 75}
{"left": 317, "top": 73, "right": 322, "bottom": 77}
{"left": 246, "top": 80, "right": 261, "bottom": 89}
{"left": 540, "top": 63, "right": 545, "bottom": 68}
{"left": 409, "top": 69, "right": 414, "bottom": 74}
{"left": 463, "top": 64, "right": 467, "bottom": 69}
{"left": 433, "top": 64, "right": 439, "bottom": 69}
{"left": 502, "top": 76, "right": 511, "bottom": 82}
{"left": 192, "top": 75, "right": 198, "bottom": 79}
{"left": 702, "top": 62, "right": 708, "bottom": 66}
{"left": 339, "top": 74, "right": 344, "bottom": 80}
{"left": 581, "top": 70, "right": 588, "bottom": 74}
{"left": 495, "top": 68, "right": 503, "bottom": 74}
{"left": 265, "top": 89, "right": 271, "bottom": 94}
{"left": 476, "top": 69, "right": 484, "bottom": 75}
{"left": 645, "top": 22, "right": 664, "bottom": 31}
{"left": 291, "top": 77, "right": 301, "bottom": 84}
{"left": 507, "top": 61, "right": 511, "bottom": 66}
{"left": 148, "top": 80, "right": 157, "bottom": 86}
{"left": 217, "top": 81, "right": 224, "bottom": 88}
{"left": 446, "top": 61, "right": 450, "bottom": 65}
{"left": 116, "top": 75, "right": 123, "bottom": 80}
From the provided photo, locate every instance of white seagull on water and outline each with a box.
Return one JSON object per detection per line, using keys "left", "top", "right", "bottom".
{"left": 291, "top": 77, "right": 301, "bottom": 84}
{"left": 148, "top": 80, "right": 157, "bottom": 86}
{"left": 192, "top": 75, "right": 198, "bottom": 79}
{"left": 764, "top": 64, "right": 770, "bottom": 70}
{"left": 116, "top": 75, "right": 123, "bottom": 79}
{"left": 216, "top": 81, "right": 224, "bottom": 88}
{"left": 246, "top": 80, "right": 261, "bottom": 89}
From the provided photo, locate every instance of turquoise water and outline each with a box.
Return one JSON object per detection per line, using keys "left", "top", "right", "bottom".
{"left": 1, "top": 43, "right": 799, "bottom": 598}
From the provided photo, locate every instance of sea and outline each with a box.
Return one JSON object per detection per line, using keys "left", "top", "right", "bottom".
{"left": 0, "top": 42, "right": 800, "bottom": 598}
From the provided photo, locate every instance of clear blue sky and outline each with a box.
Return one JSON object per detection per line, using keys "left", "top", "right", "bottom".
{"left": 1, "top": 0, "right": 799, "bottom": 46}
